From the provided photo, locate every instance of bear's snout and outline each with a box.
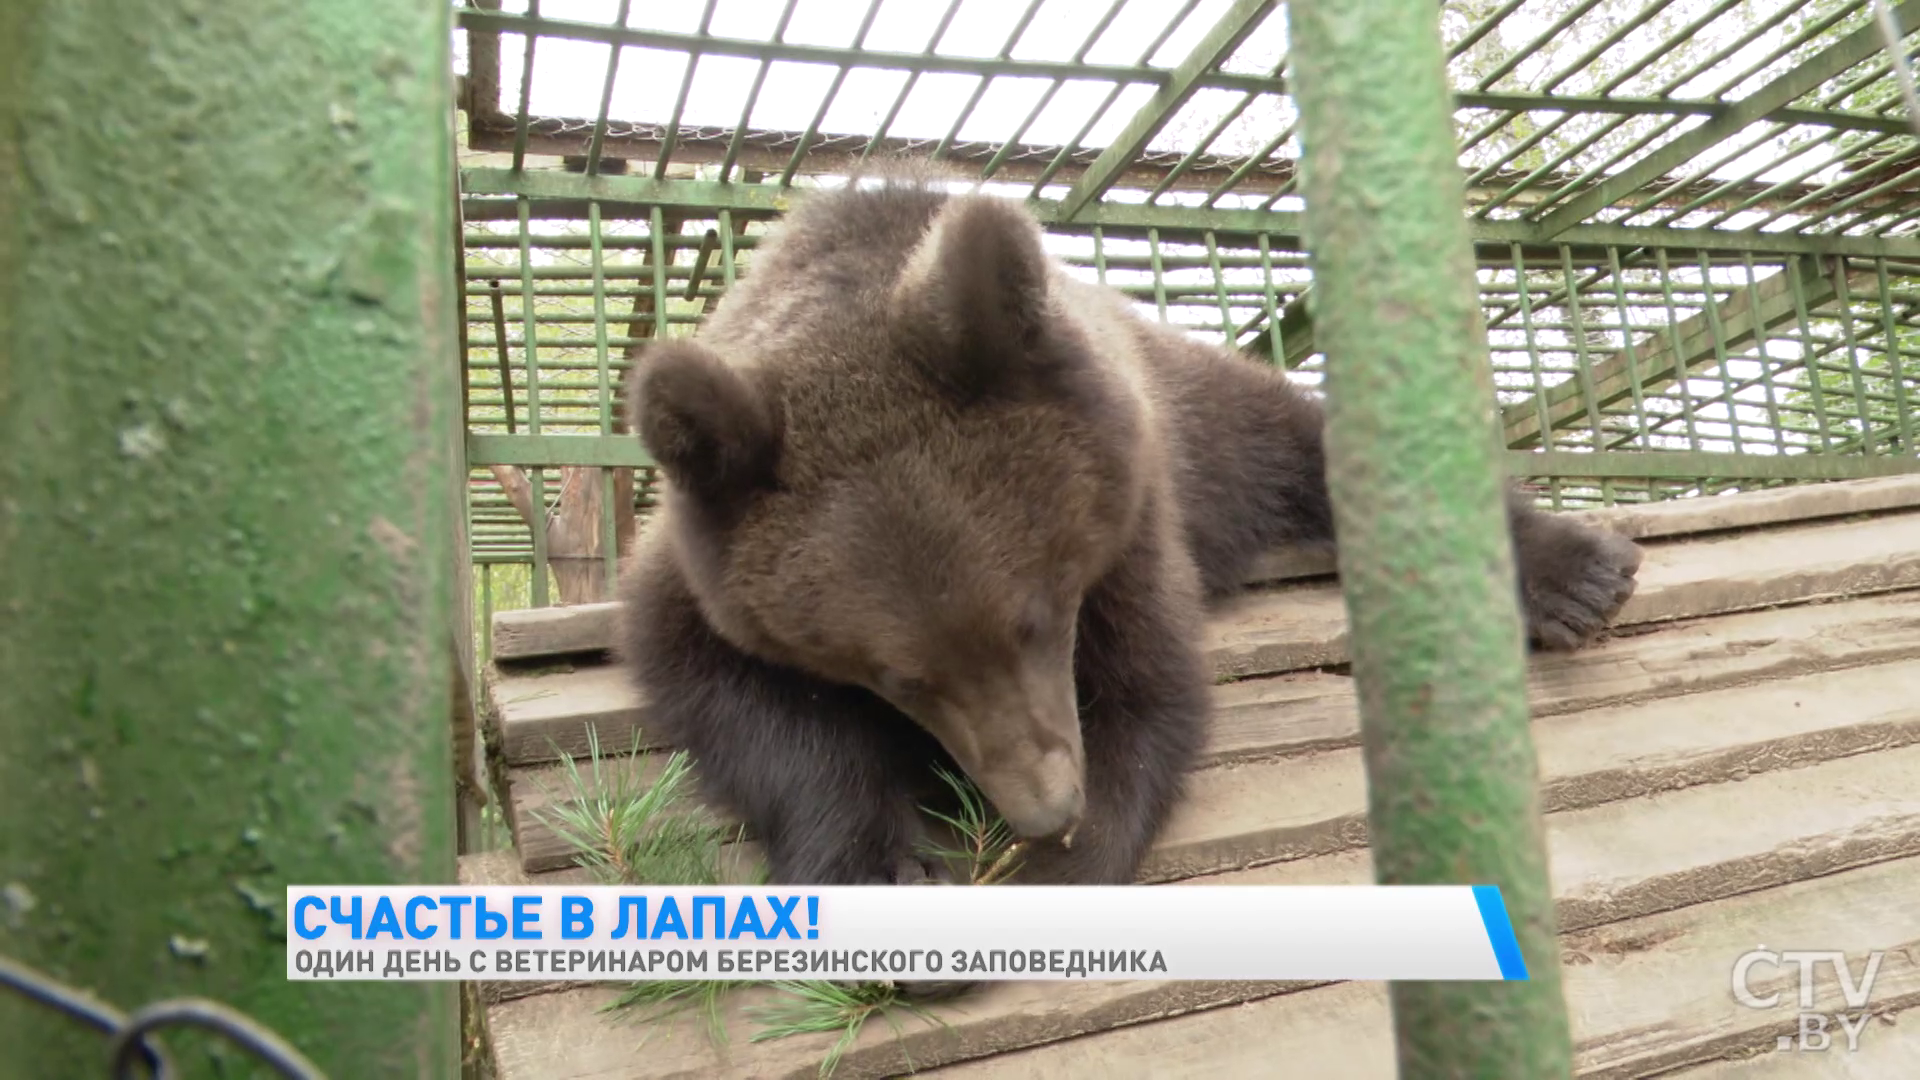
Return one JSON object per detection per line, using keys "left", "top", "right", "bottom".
{"left": 988, "top": 745, "right": 1086, "bottom": 841}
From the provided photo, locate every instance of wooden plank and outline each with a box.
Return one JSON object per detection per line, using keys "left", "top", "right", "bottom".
{"left": 932, "top": 855, "right": 1920, "bottom": 1079}
{"left": 1147, "top": 667, "right": 1920, "bottom": 885}
{"left": 495, "top": 663, "right": 659, "bottom": 764}
{"left": 1616, "top": 511, "right": 1920, "bottom": 627}
{"left": 496, "top": 571, "right": 1920, "bottom": 772}
{"left": 508, "top": 635, "right": 1920, "bottom": 897}
{"left": 482, "top": 743, "right": 1920, "bottom": 1080}
{"left": 492, "top": 601, "right": 619, "bottom": 662}
{"left": 507, "top": 590, "right": 1920, "bottom": 870}
{"left": 1664, "top": 1011, "right": 1920, "bottom": 1077}
{"left": 478, "top": 493, "right": 1907, "bottom": 670}
{"left": 1207, "top": 509, "right": 1920, "bottom": 680}
{"left": 1207, "top": 587, "right": 1920, "bottom": 762}
{"left": 1580, "top": 473, "right": 1920, "bottom": 541}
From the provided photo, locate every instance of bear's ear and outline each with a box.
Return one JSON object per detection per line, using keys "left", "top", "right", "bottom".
{"left": 627, "top": 341, "right": 780, "bottom": 504}
{"left": 890, "top": 194, "right": 1058, "bottom": 397}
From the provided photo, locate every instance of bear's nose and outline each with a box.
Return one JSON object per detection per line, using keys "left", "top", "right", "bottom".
{"left": 996, "top": 746, "right": 1085, "bottom": 840}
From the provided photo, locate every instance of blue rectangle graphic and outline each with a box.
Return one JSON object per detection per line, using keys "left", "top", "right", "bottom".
{"left": 1471, "top": 884, "right": 1530, "bottom": 981}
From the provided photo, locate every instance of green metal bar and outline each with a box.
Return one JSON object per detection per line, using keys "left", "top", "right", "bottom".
{"left": 1287, "top": 1, "right": 1573, "bottom": 1076}
{"left": 456, "top": 4, "right": 1920, "bottom": 144}
{"left": 583, "top": 0, "right": 633, "bottom": 176}
{"left": 856, "top": 0, "right": 964, "bottom": 167}
{"left": 929, "top": 0, "right": 1046, "bottom": 163}
{"left": 1739, "top": 254, "right": 1789, "bottom": 452}
{"left": 979, "top": 0, "right": 1127, "bottom": 184}
{"left": 460, "top": 7, "right": 1166, "bottom": 90}
{"left": 1531, "top": 0, "right": 1920, "bottom": 238}
{"left": 650, "top": 206, "right": 669, "bottom": 341}
{"left": 1056, "top": 0, "right": 1279, "bottom": 218}
{"left": 1787, "top": 255, "right": 1837, "bottom": 451}
{"left": 1832, "top": 265, "right": 1881, "bottom": 454}
{"left": 460, "top": 432, "right": 1920, "bottom": 485}
{"left": 1673, "top": 128, "right": 1873, "bottom": 230}
{"left": 1026, "top": 0, "right": 1202, "bottom": 198}
{"left": 1469, "top": 0, "right": 1608, "bottom": 90}
{"left": 0, "top": 0, "right": 459, "bottom": 1072}
{"left": 1604, "top": 248, "right": 1651, "bottom": 450}
{"left": 1460, "top": 0, "right": 1737, "bottom": 208}
{"left": 1517, "top": 0, "right": 1865, "bottom": 225}
{"left": 1204, "top": 232, "right": 1235, "bottom": 342}
{"left": 455, "top": 167, "right": 1920, "bottom": 261}
{"left": 488, "top": 279, "right": 517, "bottom": 434}
{"left": 469, "top": 433, "right": 656, "bottom": 468}
{"left": 1509, "top": 450, "right": 1920, "bottom": 480}
{"left": 1148, "top": 229, "right": 1170, "bottom": 323}
{"left": 716, "top": 0, "right": 802, "bottom": 183}
{"left": 776, "top": 0, "right": 884, "bottom": 187}
{"left": 1147, "top": 88, "right": 1267, "bottom": 204}
{"left": 1654, "top": 248, "right": 1705, "bottom": 451}
{"left": 719, "top": 210, "right": 738, "bottom": 289}
{"left": 685, "top": 229, "right": 718, "bottom": 301}
{"left": 590, "top": 201, "right": 618, "bottom": 598}
{"left": 1613, "top": 121, "right": 1793, "bottom": 228}
{"left": 1447, "top": 0, "right": 1528, "bottom": 61}
{"left": 1510, "top": 243, "right": 1558, "bottom": 453}
{"left": 1557, "top": 246, "right": 1611, "bottom": 502}
{"left": 482, "top": 562, "right": 496, "bottom": 662}
{"left": 1694, "top": 251, "right": 1746, "bottom": 454}
{"left": 509, "top": 0, "right": 541, "bottom": 173}
{"left": 1874, "top": 259, "right": 1915, "bottom": 449}
{"left": 1257, "top": 233, "right": 1283, "bottom": 366}
{"left": 515, "top": 197, "right": 550, "bottom": 607}
{"left": 652, "top": 0, "right": 720, "bottom": 180}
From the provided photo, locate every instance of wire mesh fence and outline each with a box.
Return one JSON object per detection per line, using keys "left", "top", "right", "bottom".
{"left": 451, "top": 0, "right": 1920, "bottom": 619}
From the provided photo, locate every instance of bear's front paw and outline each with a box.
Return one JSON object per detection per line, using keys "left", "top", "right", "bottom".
{"left": 1517, "top": 519, "right": 1643, "bottom": 651}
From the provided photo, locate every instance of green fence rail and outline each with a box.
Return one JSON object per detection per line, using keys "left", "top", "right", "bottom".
{"left": 1, "top": 0, "right": 461, "bottom": 1074}
{"left": 1290, "top": 0, "right": 1574, "bottom": 1073}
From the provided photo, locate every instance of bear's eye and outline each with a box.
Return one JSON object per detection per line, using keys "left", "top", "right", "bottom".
{"left": 875, "top": 670, "right": 925, "bottom": 703}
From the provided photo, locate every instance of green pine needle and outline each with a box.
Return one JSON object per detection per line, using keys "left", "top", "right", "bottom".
{"left": 535, "top": 732, "right": 1003, "bottom": 1075}
{"left": 747, "top": 980, "right": 941, "bottom": 1079}
{"left": 915, "top": 764, "right": 1027, "bottom": 886}
{"left": 532, "top": 726, "right": 741, "bottom": 1047}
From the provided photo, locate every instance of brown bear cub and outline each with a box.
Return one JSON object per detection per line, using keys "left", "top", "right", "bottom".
{"left": 617, "top": 170, "right": 1643, "bottom": 898}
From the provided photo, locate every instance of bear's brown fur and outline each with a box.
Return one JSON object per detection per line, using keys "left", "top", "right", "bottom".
{"left": 617, "top": 168, "right": 1642, "bottom": 898}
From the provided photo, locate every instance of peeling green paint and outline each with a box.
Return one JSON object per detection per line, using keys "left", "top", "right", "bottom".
{"left": 1289, "top": 0, "right": 1575, "bottom": 1075}
{"left": 1, "top": 1, "right": 459, "bottom": 1075}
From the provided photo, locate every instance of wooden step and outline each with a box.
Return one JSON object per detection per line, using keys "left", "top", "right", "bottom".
{"left": 505, "top": 592, "right": 1920, "bottom": 873}
{"left": 485, "top": 476, "right": 1920, "bottom": 665}
{"left": 492, "top": 515, "right": 1920, "bottom": 772}
{"left": 927, "top": 856, "right": 1920, "bottom": 1079}
{"left": 1208, "top": 507, "right": 1920, "bottom": 679}
{"left": 476, "top": 741, "right": 1920, "bottom": 1080}
{"left": 1662, "top": 1010, "right": 1920, "bottom": 1077}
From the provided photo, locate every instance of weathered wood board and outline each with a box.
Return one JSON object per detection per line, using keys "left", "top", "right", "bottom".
{"left": 923, "top": 856, "right": 1920, "bottom": 1079}
{"left": 486, "top": 475, "right": 1920, "bottom": 666}
{"left": 492, "top": 514, "right": 1920, "bottom": 769}
{"left": 505, "top": 593, "right": 1920, "bottom": 873}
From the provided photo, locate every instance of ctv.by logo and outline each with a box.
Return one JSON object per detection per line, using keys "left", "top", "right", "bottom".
{"left": 1731, "top": 946, "right": 1887, "bottom": 1052}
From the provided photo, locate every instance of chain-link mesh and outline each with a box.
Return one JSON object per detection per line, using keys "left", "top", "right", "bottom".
{"left": 0, "top": 955, "right": 327, "bottom": 1080}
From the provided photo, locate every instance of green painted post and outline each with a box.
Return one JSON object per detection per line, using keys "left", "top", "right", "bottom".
{"left": 1, "top": 1, "right": 459, "bottom": 1076}
{"left": 1286, "top": 0, "right": 1576, "bottom": 1076}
